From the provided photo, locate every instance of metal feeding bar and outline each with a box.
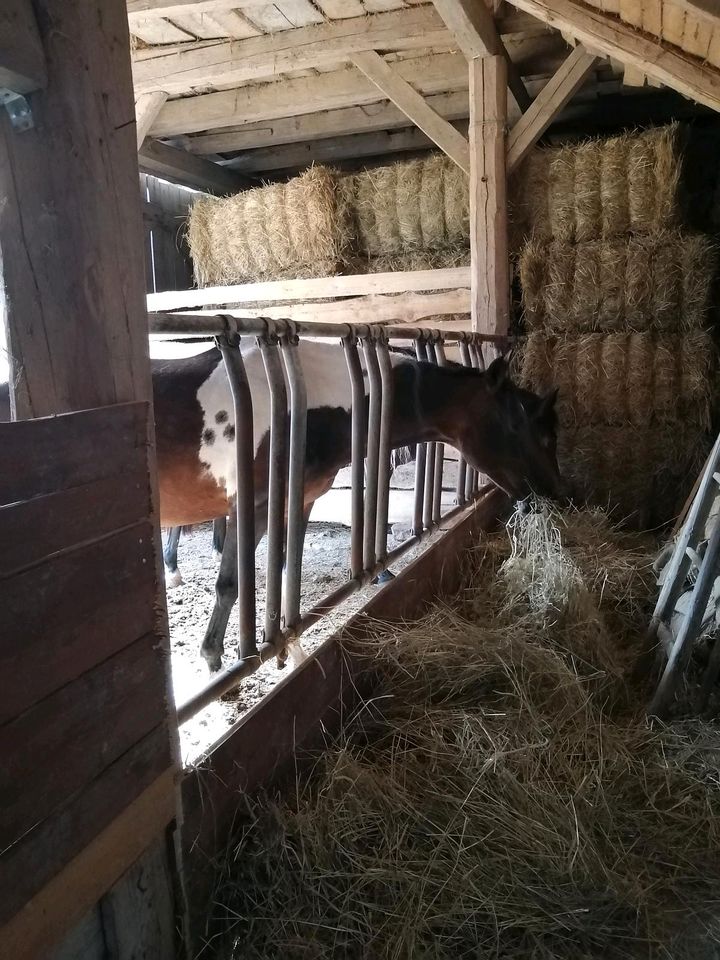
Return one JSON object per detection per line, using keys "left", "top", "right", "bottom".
{"left": 153, "top": 315, "right": 509, "bottom": 726}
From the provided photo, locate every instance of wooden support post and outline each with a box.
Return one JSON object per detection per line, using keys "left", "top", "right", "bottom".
{"left": 0, "top": 0, "right": 47, "bottom": 94}
{"left": 469, "top": 56, "right": 508, "bottom": 335}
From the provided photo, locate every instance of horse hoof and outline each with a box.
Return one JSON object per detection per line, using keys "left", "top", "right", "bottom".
{"left": 373, "top": 569, "right": 395, "bottom": 584}
{"left": 212, "top": 550, "right": 222, "bottom": 564}
{"left": 203, "top": 654, "right": 223, "bottom": 674}
{"left": 165, "top": 569, "right": 183, "bottom": 589}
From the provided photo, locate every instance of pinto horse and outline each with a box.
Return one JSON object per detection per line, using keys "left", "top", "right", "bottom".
{"left": 152, "top": 340, "right": 565, "bottom": 672}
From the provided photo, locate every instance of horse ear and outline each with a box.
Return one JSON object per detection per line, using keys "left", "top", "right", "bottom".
{"left": 485, "top": 356, "right": 509, "bottom": 392}
{"left": 536, "top": 387, "right": 559, "bottom": 418}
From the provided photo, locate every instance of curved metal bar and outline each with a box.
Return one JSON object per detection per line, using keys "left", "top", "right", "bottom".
{"left": 259, "top": 334, "right": 288, "bottom": 649}
{"left": 431, "top": 337, "right": 448, "bottom": 526}
{"left": 468, "top": 342, "right": 485, "bottom": 497}
{"left": 412, "top": 338, "right": 429, "bottom": 535}
{"left": 279, "top": 330, "right": 307, "bottom": 632}
{"left": 422, "top": 337, "right": 437, "bottom": 531}
{"left": 343, "top": 335, "right": 366, "bottom": 580}
{"left": 217, "top": 334, "right": 257, "bottom": 660}
{"left": 456, "top": 340, "right": 472, "bottom": 506}
{"left": 362, "top": 335, "right": 382, "bottom": 571}
{"left": 375, "top": 334, "right": 394, "bottom": 564}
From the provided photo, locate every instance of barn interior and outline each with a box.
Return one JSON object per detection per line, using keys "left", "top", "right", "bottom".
{"left": 4, "top": 1, "right": 720, "bottom": 958}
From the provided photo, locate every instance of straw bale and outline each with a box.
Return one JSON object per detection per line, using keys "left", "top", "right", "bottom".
{"left": 350, "top": 156, "right": 469, "bottom": 257}
{"left": 513, "top": 124, "right": 682, "bottom": 243}
{"left": 518, "top": 331, "right": 714, "bottom": 430}
{"left": 520, "top": 232, "right": 714, "bottom": 333}
{"left": 557, "top": 422, "right": 706, "bottom": 527}
{"left": 351, "top": 247, "right": 471, "bottom": 274}
{"left": 186, "top": 166, "right": 352, "bottom": 285}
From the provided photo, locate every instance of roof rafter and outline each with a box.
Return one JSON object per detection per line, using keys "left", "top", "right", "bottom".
{"left": 431, "top": 0, "right": 531, "bottom": 111}
{"left": 505, "top": 0, "right": 720, "bottom": 112}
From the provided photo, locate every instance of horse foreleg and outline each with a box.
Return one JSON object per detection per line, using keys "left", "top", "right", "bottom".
{"left": 200, "top": 503, "right": 268, "bottom": 673}
{"left": 163, "top": 527, "right": 183, "bottom": 588}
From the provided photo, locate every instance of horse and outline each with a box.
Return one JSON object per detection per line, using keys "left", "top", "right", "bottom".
{"left": 151, "top": 340, "right": 565, "bottom": 673}
{"left": 162, "top": 518, "right": 227, "bottom": 588}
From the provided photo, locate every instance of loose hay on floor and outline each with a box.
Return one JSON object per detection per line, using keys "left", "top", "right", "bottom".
{"left": 214, "top": 507, "right": 720, "bottom": 960}
{"left": 186, "top": 166, "right": 352, "bottom": 285}
{"left": 519, "top": 233, "right": 715, "bottom": 332}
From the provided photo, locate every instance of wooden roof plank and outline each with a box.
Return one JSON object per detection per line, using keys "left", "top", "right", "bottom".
{"left": 150, "top": 51, "right": 470, "bottom": 137}
{"left": 132, "top": 7, "right": 451, "bottom": 95}
{"left": 135, "top": 91, "right": 169, "bottom": 148}
{"left": 504, "top": 0, "right": 720, "bottom": 111}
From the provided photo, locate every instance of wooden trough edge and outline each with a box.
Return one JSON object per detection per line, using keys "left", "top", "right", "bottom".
{"left": 179, "top": 486, "right": 508, "bottom": 950}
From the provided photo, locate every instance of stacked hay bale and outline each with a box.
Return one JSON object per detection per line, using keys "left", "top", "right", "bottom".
{"left": 514, "top": 125, "right": 716, "bottom": 528}
{"left": 187, "top": 166, "right": 353, "bottom": 284}
{"left": 345, "top": 154, "right": 470, "bottom": 272}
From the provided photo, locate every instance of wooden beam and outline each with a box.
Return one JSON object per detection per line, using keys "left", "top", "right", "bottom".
{"left": 185, "top": 91, "right": 472, "bottom": 155}
{"left": 151, "top": 51, "right": 470, "bottom": 138}
{"left": 506, "top": 44, "right": 597, "bottom": 172}
{"left": 0, "top": 0, "right": 47, "bottom": 94}
{"left": 469, "top": 56, "right": 508, "bottom": 335}
{"left": 505, "top": 0, "right": 720, "bottom": 112}
{"left": 164, "top": 289, "right": 471, "bottom": 325}
{"left": 351, "top": 51, "right": 470, "bottom": 172}
{"left": 147, "top": 266, "right": 471, "bottom": 310}
{"left": 432, "top": 0, "right": 531, "bottom": 110}
{"left": 223, "top": 124, "right": 468, "bottom": 173}
{"left": 138, "top": 138, "right": 248, "bottom": 192}
{"left": 136, "top": 91, "right": 168, "bottom": 149}
{"left": 132, "top": 7, "right": 450, "bottom": 96}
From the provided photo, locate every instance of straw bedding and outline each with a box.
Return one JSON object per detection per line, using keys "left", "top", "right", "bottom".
{"left": 519, "top": 331, "right": 714, "bottom": 429}
{"left": 186, "top": 166, "right": 353, "bottom": 285}
{"left": 216, "top": 505, "right": 720, "bottom": 959}
{"left": 510, "top": 124, "right": 682, "bottom": 243}
{"left": 519, "top": 232, "right": 715, "bottom": 333}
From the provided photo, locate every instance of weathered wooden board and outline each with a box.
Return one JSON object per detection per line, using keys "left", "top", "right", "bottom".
{"left": 1, "top": 633, "right": 168, "bottom": 850}
{"left": 0, "top": 401, "right": 148, "bottom": 504}
{"left": 0, "top": 725, "right": 172, "bottom": 926}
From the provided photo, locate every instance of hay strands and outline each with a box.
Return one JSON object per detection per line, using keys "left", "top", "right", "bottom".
{"left": 649, "top": 430, "right": 720, "bottom": 717}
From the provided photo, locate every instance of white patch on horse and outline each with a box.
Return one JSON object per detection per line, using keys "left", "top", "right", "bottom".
{"left": 165, "top": 568, "right": 183, "bottom": 589}
{"left": 196, "top": 341, "right": 403, "bottom": 496}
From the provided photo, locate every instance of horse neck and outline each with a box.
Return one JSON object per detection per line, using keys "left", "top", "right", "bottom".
{"left": 390, "top": 360, "right": 483, "bottom": 448}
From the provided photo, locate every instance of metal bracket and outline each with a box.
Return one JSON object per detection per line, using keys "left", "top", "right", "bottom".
{"left": 0, "top": 89, "right": 33, "bottom": 132}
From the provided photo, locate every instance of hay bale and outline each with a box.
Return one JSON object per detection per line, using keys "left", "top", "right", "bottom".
{"left": 186, "top": 166, "right": 352, "bottom": 285}
{"left": 513, "top": 124, "right": 682, "bottom": 243}
{"left": 520, "top": 232, "right": 715, "bottom": 333}
{"left": 518, "top": 331, "right": 714, "bottom": 430}
{"left": 351, "top": 248, "right": 471, "bottom": 274}
{"left": 350, "top": 156, "right": 469, "bottom": 256}
{"left": 557, "top": 423, "right": 705, "bottom": 527}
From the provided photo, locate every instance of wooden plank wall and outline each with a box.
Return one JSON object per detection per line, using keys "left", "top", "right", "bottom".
{"left": 141, "top": 173, "right": 197, "bottom": 293}
{"left": 0, "top": 403, "right": 179, "bottom": 960}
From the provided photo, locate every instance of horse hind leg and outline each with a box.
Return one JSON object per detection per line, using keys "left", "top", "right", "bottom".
{"left": 212, "top": 515, "right": 227, "bottom": 563}
{"left": 163, "top": 526, "right": 183, "bottom": 588}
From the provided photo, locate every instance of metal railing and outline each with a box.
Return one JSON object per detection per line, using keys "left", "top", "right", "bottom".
{"left": 149, "top": 314, "right": 507, "bottom": 724}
